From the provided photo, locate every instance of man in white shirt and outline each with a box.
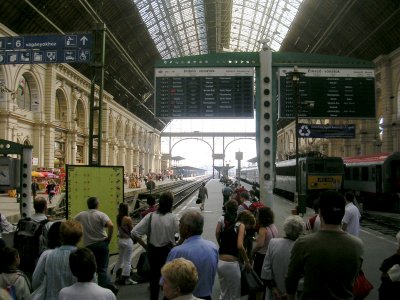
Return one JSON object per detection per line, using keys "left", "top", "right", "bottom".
{"left": 75, "top": 197, "right": 117, "bottom": 295}
{"left": 342, "top": 192, "right": 361, "bottom": 236}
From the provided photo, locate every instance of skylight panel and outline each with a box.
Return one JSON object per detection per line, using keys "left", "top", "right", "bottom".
{"left": 134, "top": 0, "right": 302, "bottom": 57}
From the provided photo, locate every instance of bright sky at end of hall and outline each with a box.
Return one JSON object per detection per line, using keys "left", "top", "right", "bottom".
{"left": 162, "top": 118, "right": 257, "bottom": 172}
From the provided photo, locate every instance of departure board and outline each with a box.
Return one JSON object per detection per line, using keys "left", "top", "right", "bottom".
{"left": 278, "top": 68, "right": 375, "bottom": 119}
{"left": 154, "top": 67, "right": 254, "bottom": 118}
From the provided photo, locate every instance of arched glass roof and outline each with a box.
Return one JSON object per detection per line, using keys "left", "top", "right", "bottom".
{"left": 134, "top": 0, "right": 303, "bottom": 58}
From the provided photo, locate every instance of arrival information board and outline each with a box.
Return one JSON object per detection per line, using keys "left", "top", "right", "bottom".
{"left": 154, "top": 67, "right": 254, "bottom": 118}
{"left": 279, "top": 68, "right": 375, "bottom": 119}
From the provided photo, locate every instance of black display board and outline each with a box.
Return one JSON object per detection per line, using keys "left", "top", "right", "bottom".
{"left": 278, "top": 68, "right": 375, "bottom": 119}
{"left": 154, "top": 67, "right": 254, "bottom": 118}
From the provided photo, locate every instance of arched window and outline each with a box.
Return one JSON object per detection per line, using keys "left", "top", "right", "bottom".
{"left": 17, "top": 75, "right": 31, "bottom": 110}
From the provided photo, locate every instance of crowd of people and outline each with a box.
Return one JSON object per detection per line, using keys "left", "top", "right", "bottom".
{"left": 0, "top": 179, "right": 400, "bottom": 300}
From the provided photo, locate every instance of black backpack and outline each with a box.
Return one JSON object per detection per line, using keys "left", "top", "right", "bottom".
{"left": 14, "top": 218, "right": 49, "bottom": 274}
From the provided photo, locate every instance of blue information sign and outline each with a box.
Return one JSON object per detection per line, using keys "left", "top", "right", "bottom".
{"left": 0, "top": 33, "right": 92, "bottom": 64}
{"left": 297, "top": 124, "right": 356, "bottom": 139}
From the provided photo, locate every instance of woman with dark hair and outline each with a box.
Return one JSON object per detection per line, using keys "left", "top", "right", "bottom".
{"left": 251, "top": 207, "right": 279, "bottom": 299}
{"left": 216, "top": 209, "right": 256, "bottom": 299}
{"left": 132, "top": 191, "right": 179, "bottom": 300}
{"left": 215, "top": 199, "right": 238, "bottom": 245}
{"left": 115, "top": 203, "right": 135, "bottom": 285}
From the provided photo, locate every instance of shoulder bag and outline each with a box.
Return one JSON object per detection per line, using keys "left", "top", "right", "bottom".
{"left": 353, "top": 270, "right": 373, "bottom": 300}
{"left": 136, "top": 214, "right": 152, "bottom": 278}
{"left": 241, "top": 268, "right": 264, "bottom": 296}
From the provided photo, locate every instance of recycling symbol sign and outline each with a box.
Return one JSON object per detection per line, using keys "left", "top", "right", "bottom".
{"left": 299, "top": 125, "right": 311, "bottom": 137}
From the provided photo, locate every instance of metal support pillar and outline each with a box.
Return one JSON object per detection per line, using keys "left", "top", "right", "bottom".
{"left": 89, "top": 23, "right": 106, "bottom": 165}
{"left": 0, "top": 139, "right": 33, "bottom": 218}
{"left": 287, "top": 66, "right": 306, "bottom": 215}
{"left": 212, "top": 137, "right": 215, "bottom": 178}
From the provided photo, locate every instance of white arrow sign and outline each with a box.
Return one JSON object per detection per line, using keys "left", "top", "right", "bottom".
{"left": 80, "top": 36, "right": 89, "bottom": 46}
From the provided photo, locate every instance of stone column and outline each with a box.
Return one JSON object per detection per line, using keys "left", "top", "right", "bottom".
{"left": 375, "top": 55, "right": 393, "bottom": 152}
{"left": 118, "top": 141, "right": 126, "bottom": 167}
{"left": 126, "top": 147, "right": 133, "bottom": 175}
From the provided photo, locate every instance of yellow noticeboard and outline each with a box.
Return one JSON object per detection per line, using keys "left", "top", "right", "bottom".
{"left": 66, "top": 165, "right": 124, "bottom": 254}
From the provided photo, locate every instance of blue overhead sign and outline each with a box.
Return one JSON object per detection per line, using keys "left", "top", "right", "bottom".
{"left": 0, "top": 33, "right": 92, "bottom": 64}
{"left": 297, "top": 124, "right": 356, "bottom": 139}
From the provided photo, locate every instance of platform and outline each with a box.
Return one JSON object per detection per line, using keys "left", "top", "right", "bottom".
{"left": 0, "top": 177, "right": 179, "bottom": 224}
{"left": 116, "top": 179, "right": 396, "bottom": 299}
{"left": 1, "top": 178, "right": 398, "bottom": 299}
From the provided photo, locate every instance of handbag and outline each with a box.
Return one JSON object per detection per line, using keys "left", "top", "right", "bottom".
{"left": 353, "top": 270, "right": 373, "bottom": 299}
{"left": 136, "top": 251, "right": 150, "bottom": 278}
{"left": 196, "top": 197, "right": 202, "bottom": 204}
{"left": 136, "top": 213, "right": 153, "bottom": 279}
{"left": 241, "top": 268, "right": 264, "bottom": 296}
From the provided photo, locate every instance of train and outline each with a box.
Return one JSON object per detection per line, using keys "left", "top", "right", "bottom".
{"left": 343, "top": 152, "right": 400, "bottom": 212}
{"left": 274, "top": 156, "right": 344, "bottom": 207}
{"left": 240, "top": 156, "right": 344, "bottom": 207}
{"left": 240, "top": 152, "right": 400, "bottom": 212}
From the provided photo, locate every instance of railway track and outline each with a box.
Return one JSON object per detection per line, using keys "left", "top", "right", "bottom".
{"left": 361, "top": 211, "right": 400, "bottom": 237}
{"left": 130, "top": 176, "right": 212, "bottom": 223}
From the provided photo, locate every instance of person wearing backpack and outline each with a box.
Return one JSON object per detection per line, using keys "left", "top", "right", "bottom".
{"left": 31, "top": 197, "right": 53, "bottom": 236}
{"left": 14, "top": 197, "right": 51, "bottom": 275}
{"left": 0, "top": 246, "right": 31, "bottom": 300}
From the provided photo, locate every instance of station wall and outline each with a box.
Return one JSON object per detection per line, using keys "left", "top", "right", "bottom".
{"left": 0, "top": 24, "right": 161, "bottom": 175}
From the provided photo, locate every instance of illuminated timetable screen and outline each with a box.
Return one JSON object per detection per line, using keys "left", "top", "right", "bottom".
{"left": 154, "top": 67, "right": 254, "bottom": 118}
{"left": 278, "top": 68, "right": 375, "bottom": 119}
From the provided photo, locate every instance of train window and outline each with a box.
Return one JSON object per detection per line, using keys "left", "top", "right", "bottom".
{"left": 276, "top": 165, "right": 296, "bottom": 176}
{"left": 308, "top": 162, "right": 324, "bottom": 173}
{"left": 345, "top": 167, "right": 351, "bottom": 180}
{"left": 361, "top": 167, "right": 369, "bottom": 181}
{"left": 353, "top": 167, "right": 360, "bottom": 180}
{"left": 325, "top": 162, "right": 343, "bottom": 173}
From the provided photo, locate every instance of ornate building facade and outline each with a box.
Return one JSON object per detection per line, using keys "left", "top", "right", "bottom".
{"left": 0, "top": 24, "right": 161, "bottom": 175}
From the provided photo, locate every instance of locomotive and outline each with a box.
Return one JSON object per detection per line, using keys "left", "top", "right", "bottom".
{"left": 240, "top": 155, "right": 344, "bottom": 207}
{"left": 274, "top": 156, "right": 344, "bottom": 207}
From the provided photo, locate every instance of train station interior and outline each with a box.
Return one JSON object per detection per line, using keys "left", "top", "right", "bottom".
{"left": 0, "top": 0, "right": 399, "bottom": 175}
{"left": 1, "top": 1, "right": 400, "bottom": 300}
